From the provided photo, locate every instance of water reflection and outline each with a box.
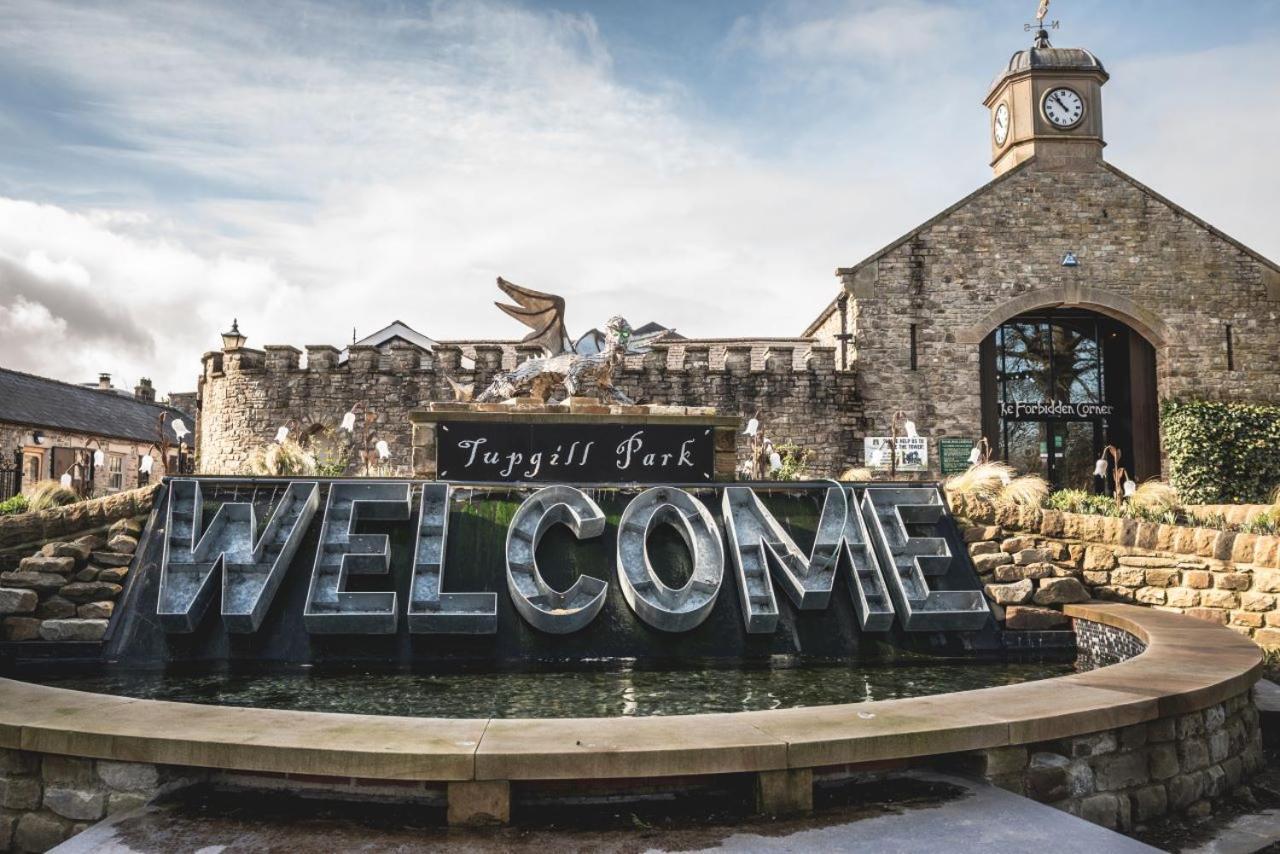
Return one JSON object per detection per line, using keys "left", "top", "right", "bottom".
{"left": 33, "top": 661, "right": 1073, "bottom": 718}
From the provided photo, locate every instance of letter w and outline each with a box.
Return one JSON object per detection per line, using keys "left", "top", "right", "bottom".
{"left": 158, "top": 479, "right": 319, "bottom": 633}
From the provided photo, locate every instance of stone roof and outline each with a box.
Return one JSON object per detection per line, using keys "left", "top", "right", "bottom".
{"left": 988, "top": 45, "right": 1108, "bottom": 97}
{"left": 0, "top": 367, "right": 194, "bottom": 444}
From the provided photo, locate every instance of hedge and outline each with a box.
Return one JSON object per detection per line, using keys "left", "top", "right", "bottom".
{"left": 1162, "top": 399, "right": 1280, "bottom": 505}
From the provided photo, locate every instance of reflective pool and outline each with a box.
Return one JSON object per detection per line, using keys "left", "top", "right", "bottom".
{"left": 33, "top": 660, "right": 1074, "bottom": 718}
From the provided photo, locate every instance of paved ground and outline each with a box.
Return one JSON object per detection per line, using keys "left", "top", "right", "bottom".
{"left": 54, "top": 771, "right": 1157, "bottom": 854}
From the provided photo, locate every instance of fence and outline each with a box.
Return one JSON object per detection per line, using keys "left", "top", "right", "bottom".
{"left": 0, "top": 450, "right": 22, "bottom": 500}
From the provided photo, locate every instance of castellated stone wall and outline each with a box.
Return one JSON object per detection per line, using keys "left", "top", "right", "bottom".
{"left": 197, "top": 340, "right": 863, "bottom": 477}
{"left": 814, "top": 158, "right": 1280, "bottom": 477}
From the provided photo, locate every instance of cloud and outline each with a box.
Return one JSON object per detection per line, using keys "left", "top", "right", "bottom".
{"left": 0, "top": 0, "right": 1275, "bottom": 400}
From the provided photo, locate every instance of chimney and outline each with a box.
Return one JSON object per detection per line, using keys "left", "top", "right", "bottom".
{"left": 134, "top": 377, "right": 156, "bottom": 403}
{"left": 97, "top": 373, "right": 112, "bottom": 390}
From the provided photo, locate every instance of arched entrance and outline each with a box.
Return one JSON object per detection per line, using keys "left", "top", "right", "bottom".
{"left": 979, "top": 308, "right": 1159, "bottom": 490}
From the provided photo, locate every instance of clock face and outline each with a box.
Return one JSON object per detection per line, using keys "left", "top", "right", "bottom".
{"left": 993, "top": 102, "right": 1010, "bottom": 146}
{"left": 1043, "top": 87, "right": 1085, "bottom": 128}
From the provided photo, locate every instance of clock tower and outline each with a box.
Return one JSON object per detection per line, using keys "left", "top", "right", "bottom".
{"left": 984, "top": 26, "right": 1108, "bottom": 176}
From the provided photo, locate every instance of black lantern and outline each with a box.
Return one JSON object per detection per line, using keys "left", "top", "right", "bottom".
{"left": 221, "top": 318, "right": 246, "bottom": 350}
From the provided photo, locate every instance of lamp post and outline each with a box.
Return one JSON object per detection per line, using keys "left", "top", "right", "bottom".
{"left": 221, "top": 319, "right": 247, "bottom": 351}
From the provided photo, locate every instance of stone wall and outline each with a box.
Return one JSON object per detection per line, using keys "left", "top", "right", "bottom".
{"left": 0, "top": 517, "right": 142, "bottom": 642}
{"left": 813, "top": 159, "right": 1280, "bottom": 477}
{"left": 951, "top": 495, "right": 1280, "bottom": 647}
{"left": 0, "top": 750, "right": 191, "bottom": 852}
{"left": 971, "top": 682, "right": 1263, "bottom": 831}
{"left": 197, "top": 340, "right": 862, "bottom": 478}
{"left": 0, "top": 485, "right": 158, "bottom": 560}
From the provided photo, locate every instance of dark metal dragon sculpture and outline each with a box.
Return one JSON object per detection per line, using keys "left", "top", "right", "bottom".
{"left": 475, "top": 278, "right": 661, "bottom": 404}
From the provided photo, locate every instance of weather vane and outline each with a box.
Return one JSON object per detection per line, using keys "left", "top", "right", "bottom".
{"left": 1024, "top": 0, "right": 1059, "bottom": 47}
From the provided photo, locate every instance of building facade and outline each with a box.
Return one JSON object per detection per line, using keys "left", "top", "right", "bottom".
{"left": 0, "top": 370, "right": 195, "bottom": 500}
{"left": 805, "top": 38, "right": 1280, "bottom": 488}
{"left": 196, "top": 32, "right": 1280, "bottom": 487}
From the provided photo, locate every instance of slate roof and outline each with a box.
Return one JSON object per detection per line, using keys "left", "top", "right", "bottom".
{"left": 0, "top": 367, "right": 195, "bottom": 445}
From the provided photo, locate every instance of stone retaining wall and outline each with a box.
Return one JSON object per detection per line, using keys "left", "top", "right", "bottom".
{"left": 951, "top": 495, "right": 1280, "bottom": 648}
{"left": 0, "top": 750, "right": 192, "bottom": 852}
{"left": 971, "top": 683, "right": 1263, "bottom": 831}
{"left": 0, "top": 486, "right": 158, "bottom": 563}
{"left": 0, "top": 518, "right": 141, "bottom": 642}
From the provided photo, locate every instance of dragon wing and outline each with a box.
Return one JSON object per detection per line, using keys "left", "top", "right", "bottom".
{"left": 494, "top": 277, "right": 573, "bottom": 356}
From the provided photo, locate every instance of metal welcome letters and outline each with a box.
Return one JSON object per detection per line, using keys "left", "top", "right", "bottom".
{"left": 156, "top": 477, "right": 990, "bottom": 636}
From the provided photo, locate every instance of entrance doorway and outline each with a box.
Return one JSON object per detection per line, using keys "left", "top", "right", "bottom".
{"left": 980, "top": 309, "right": 1159, "bottom": 490}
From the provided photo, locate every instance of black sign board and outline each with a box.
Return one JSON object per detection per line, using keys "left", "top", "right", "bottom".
{"left": 435, "top": 421, "right": 716, "bottom": 483}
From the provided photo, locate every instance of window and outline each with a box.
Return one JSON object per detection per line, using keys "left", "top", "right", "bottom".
{"left": 24, "top": 453, "right": 41, "bottom": 485}
{"left": 107, "top": 454, "right": 124, "bottom": 492}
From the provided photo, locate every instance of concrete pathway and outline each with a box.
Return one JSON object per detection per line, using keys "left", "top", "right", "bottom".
{"left": 54, "top": 771, "right": 1157, "bottom": 854}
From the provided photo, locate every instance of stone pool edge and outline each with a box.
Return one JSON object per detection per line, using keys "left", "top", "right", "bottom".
{"left": 0, "top": 602, "right": 1263, "bottom": 837}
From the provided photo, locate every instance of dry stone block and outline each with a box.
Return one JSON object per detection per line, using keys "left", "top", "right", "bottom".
{"left": 44, "top": 786, "right": 107, "bottom": 821}
{"left": 1216, "top": 572, "right": 1251, "bottom": 591}
{"left": 985, "top": 579, "right": 1033, "bottom": 605}
{"left": 1001, "top": 536, "right": 1036, "bottom": 554}
{"left": 48, "top": 541, "right": 93, "bottom": 563}
{"left": 38, "top": 619, "right": 108, "bottom": 642}
{"left": 1241, "top": 592, "right": 1274, "bottom": 612}
{"left": 1232, "top": 611, "right": 1263, "bottom": 628}
{"left": 1004, "top": 606, "right": 1068, "bottom": 630}
{"left": 969, "top": 541, "right": 999, "bottom": 557}
{"left": 1093, "top": 586, "right": 1135, "bottom": 603}
{"left": 1201, "top": 589, "right": 1239, "bottom": 610}
{"left": 58, "top": 581, "right": 123, "bottom": 603}
{"left": 14, "top": 812, "right": 73, "bottom": 852}
{"left": 97, "top": 566, "right": 128, "bottom": 583}
{"left": 109, "top": 517, "right": 143, "bottom": 537}
{"left": 1014, "top": 548, "right": 1050, "bottom": 566}
{"left": 43, "top": 755, "right": 95, "bottom": 785}
{"left": 1130, "top": 784, "right": 1168, "bottom": 822}
{"left": 1093, "top": 751, "right": 1148, "bottom": 790}
{"left": 1034, "top": 577, "right": 1090, "bottom": 605}
{"left": 0, "top": 571, "right": 66, "bottom": 593}
{"left": 1083, "top": 571, "right": 1110, "bottom": 586}
{"left": 1252, "top": 572, "right": 1280, "bottom": 593}
{"left": 0, "top": 776, "right": 41, "bottom": 809}
{"left": 1111, "top": 567, "right": 1146, "bottom": 588}
{"left": 96, "top": 761, "right": 159, "bottom": 792}
{"left": 36, "top": 596, "right": 76, "bottom": 619}
{"left": 1118, "top": 555, "right": 1178, "bottom": 568}
{"left": 1148, "top": 744, "right": 1179, "bottom": 780}
{"left": 77, "top": 601, "right": 114, "bottom": 619}
{"left": 3, "top": 617, "right": 40, "bottom": 641}
{"left": 91, "top": 551, "right": 133, "bottom": 568}
{"left": 964, "top": 526, "right": 1001, "bottom": 543}
{"left": 1135, "top": 587, "right": 1166, "bottom": 605}
{"left": 1183, "top": 570, "right": 1212, "bottom": 589}
{"left": 1144, "top": 569, "right": 1179, "bottom": 587}
{"left": 1252, "top": 628, "right": 1280, "bottom": 648}
{"left": 1083, "top": 546, "right": 1117, "bottom": 571}
{"left": 1079, "top": 793, "right": 1119, "bottom": 829}
{"left": 0, "top": 588, "right": 37, "bottom": 615}
{"left": 19, "top": 555, "right": 76, "bottom": 575}
{"left": 972, "top": 553, "right": 1013, "bottom": 573}
{"left": 107, "top": 534, "right": 139, "bottom": 554}
{"left": 994, "top": 563, "right": 1054, "bottom": 582}
{"left": 1166, "top": 588, "right": 1200, "bottom": 608}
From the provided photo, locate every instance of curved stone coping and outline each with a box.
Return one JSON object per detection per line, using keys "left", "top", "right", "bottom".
{"left": 0, "top": 604, "right": 1260, "bottom": 784}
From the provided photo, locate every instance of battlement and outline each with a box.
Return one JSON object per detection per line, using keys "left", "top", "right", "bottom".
{"left": 201, "top": 338, "right": 837, "bottom": 381}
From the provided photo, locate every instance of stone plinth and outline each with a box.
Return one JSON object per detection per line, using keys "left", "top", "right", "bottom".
{"left": 410, "top": 401, "right": 740, "bottom": 482}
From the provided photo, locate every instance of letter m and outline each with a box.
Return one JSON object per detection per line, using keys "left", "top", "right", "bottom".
{"left": 158, "top": 479, "right": 319, "bottom": 633}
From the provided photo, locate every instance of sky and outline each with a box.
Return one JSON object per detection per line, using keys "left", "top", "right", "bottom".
{"left": 1, "top": 0, "right": 1278, "bottom": 397}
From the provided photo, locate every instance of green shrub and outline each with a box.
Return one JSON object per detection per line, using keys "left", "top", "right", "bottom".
{"left": 1162, "top": 399, "right": 1280, "bottom": 505}
{"left": 0, "top": 494, "right": 30, "bottom": 515}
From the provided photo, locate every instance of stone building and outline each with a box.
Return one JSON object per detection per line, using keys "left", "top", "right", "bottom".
{"left": 0, "top": 369, "right": 195, "bottom": 500}
{"left": 805, "top": 33, "right": 1280, "bottom": 488}
{"left": 197, "top": 28, "right": 1279, "bottom": 487}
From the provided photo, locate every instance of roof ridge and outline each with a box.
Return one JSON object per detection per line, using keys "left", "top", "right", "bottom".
{"left": 0, "top": 366, "right": 192, "bottom": 419}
